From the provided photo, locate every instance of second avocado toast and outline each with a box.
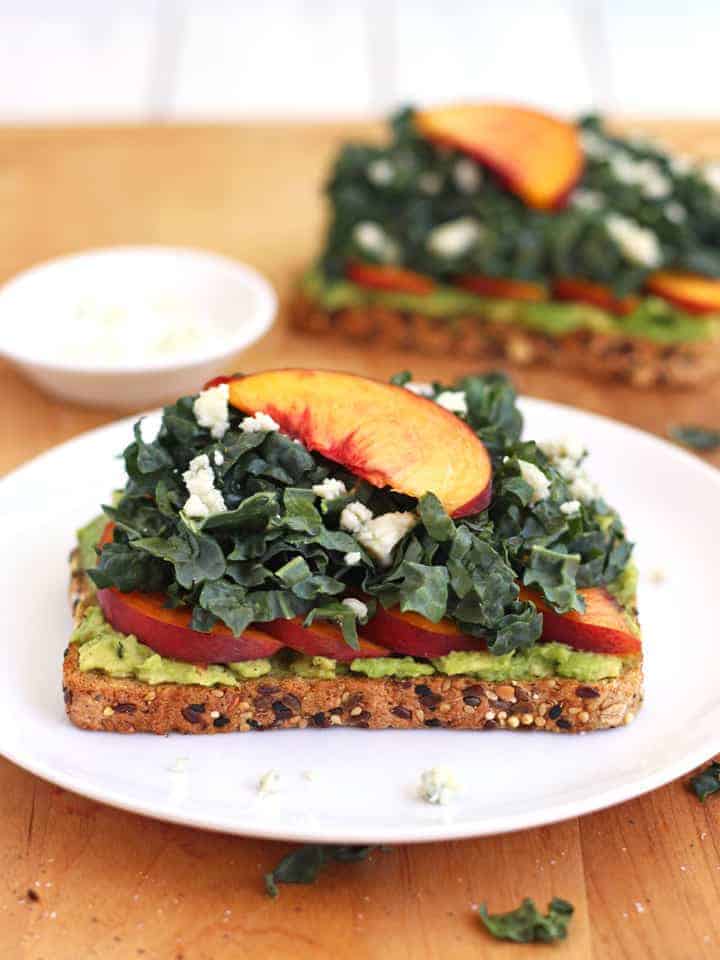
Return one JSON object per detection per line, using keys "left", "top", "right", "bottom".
{"left": 295, "top": 104, "right": 720, "bottom": 386}
{"left": 65, "top": 370, "right": 642, "bottom": 734}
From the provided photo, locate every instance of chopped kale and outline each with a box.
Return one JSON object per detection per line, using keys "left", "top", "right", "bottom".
{"left": 690, "top": 761, "right": 720, "bottom": 801}
{"left": 264, "top": 844, "right": 377, "bottom": 897}
{"left": 670, "top": 425, "right": 720, "bottom": 452}
{"left": 478, "top": 897, "right": 574, "bottom": 943}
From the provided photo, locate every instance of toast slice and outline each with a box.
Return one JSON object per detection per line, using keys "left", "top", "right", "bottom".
{"left": 291, "top": 290, "right": 720, "bottom": 388}
{"left": 65, "top": 552, "right": 643, "bottom": 736}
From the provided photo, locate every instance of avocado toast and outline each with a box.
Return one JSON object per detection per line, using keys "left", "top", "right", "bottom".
{"left": 65, "top": 370, "right": 642, "bottom": 734}
{"left": 294, "top": 104, "right": 720, "bottom": 387}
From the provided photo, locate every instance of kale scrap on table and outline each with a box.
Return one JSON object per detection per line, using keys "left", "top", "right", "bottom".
{"left": 90, "top": 372, "right": 632, "bottom": 655}
{"left": 478, "top": 897, "right": 574, "bottom": 943}
{"left": 264, "top": 844, "right": 378, "bottom": 898}
{"left": 670, "top": 425, "right": 720, "bottom": 452}
{"left": 690, "top": 761, "right": 720, "bottom": 801}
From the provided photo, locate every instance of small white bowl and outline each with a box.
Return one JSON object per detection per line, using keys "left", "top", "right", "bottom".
{"left": 0, "top": 245, "right": 277, "bottom": 408}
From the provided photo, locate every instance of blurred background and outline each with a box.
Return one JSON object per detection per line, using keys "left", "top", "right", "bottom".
{"left": 1, "top": 0, "right": 718, "bottom": 123}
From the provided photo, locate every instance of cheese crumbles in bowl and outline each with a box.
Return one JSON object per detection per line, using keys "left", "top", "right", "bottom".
{"left": 0, "top": 246, "right": 276, "bottom": 408}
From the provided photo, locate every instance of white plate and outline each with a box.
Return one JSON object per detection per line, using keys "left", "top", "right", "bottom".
{"left": 1, "top": 398, "right": 719, "bottom": 844}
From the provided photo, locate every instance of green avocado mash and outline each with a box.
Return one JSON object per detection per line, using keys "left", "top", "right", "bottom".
{"left": 76, "top": 514, "right": 108, "bottom": 572}
{"left": 303, "top": 268, "right": 718, "bottom": 345}
{"left": 71, "top": 605, "right": 629, "bottom": 686}
{"left": 432, "top": 643, "right": 624, "bottom": 682}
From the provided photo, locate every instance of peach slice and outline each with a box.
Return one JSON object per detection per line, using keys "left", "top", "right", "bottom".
{"left": 553, "top": 278, "right": 639, "bottom": 317}
{"left": 360, "top": 605, "right": 484, "bottom": 657}
{"left": 415, "top": 103, "right": 583, "bottom": 210}
{"left": 98, "top": 587, "right": 284, "bottom": 663}
{"left": 347, "top": 263, "right": 435, "bottom": 295}
{"left": 457, "top": 275, "right": 547, "bottom": 302}
{"left": 519, "top": 586, "right": 641, "bottom": 655}
{"left": 228, "top": 370, "right": 492, "bottom": 517}
{"left": 646, "top": 271, "right": 720, "bottom": 315}
{"left": 262, "top": 616, "right": 388, "bottom": 662}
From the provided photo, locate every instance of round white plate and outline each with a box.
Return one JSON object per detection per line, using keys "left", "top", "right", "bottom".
{"left": 1, "top": 398, "right": 718, "bottom": 844}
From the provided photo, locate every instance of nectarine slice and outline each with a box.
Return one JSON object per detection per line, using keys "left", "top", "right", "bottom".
{"left": 457, "top": 275, "right": 547, "bottom": 302}
{"left": 519, "top": 586, "right": 641, "bottom": 655}
{"left": 347, "top": 263, "right": 435, "bottom": 295}
{"left": 646, "top": 271, "right": 720, "bottom": 315}
{"left": 228, "top": 370, "right": 492, "bottom": 517}
{"left": 553, "top": 278, "right": 639, "bottom": 317}
{"left": 262, "top": 616, "right": 388, "bottom": 662}
{"left": 415, "top": 103, "right": 583, "bottom": 210}
{"left": 98, "top": 587, "right": 284, "bottom": 663}
{"left": 360, "top": 605, "right": 484, "bottom": 657}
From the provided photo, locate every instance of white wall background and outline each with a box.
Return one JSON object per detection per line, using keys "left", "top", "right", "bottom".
{"left": 0, "top": 0, "right": 717, "bottom": 122}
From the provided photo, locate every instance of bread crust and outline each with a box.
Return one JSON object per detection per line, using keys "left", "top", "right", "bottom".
{"left": 290, "top": 290, "right": 720, "bottom": 388}
{"left": 65, "top": 556, "right": 643, "bottom": 735}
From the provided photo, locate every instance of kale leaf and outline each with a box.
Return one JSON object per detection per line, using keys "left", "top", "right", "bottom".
{"left": 265, "top": 845, "right": 377, "bottom": 898}
{"left": 670, "top": 425, "right": 720, "bottom": 452}
{"left": 478, "top": 897, "right": 574, "bottom": 943}
{"left": 690, "top": 761, "right": 720, "bottom": 801}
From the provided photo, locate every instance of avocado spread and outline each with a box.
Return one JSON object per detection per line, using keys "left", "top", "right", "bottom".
{"left": 303, "top": 268, "right": 718, "bottom": 345}
{"left": 72, "top": 604, "right": 629, "bottom": 685}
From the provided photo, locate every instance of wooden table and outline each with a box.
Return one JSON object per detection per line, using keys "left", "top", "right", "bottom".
{"left": 2, "top": 121, "right": 720, "bottom": 960}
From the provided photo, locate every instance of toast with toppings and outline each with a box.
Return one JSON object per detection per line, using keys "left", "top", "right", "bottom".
{"left": 293, "top": 104, "right": 720, "bottom": 387}
{"left": 65, "top": 370, "right": 643, "bottom": 734}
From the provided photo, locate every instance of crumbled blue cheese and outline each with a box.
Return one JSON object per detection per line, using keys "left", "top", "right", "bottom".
{"left": 257, "top": 770, "right": 280, "bottom": 795}
{"left": 193, "top": 383, "right": 230, "bottom": 439}
{"left": 609, "top": 153, "right": 671, "bottom": 199}
{"left": 453, "top": 157, "right": 482, "bottom": 193}
{"left": 312, "top": 477, "right": 347, "bottom": 500}
{"left": 435, "top": 390, "right": 467, "bottom": 415}
{"left": 605, "top": 213, "right": 662, "bottom": 268}
{"left": 418, "top": 171, "right": 443, "bottom": 196}
{"left": 352, "top": 221, "right": 399, "bottom": 263}
{"left": 367, "top": 158, "right": 394, "bottom": 186}
{"left": 355, "top": 512, "right": 418, "bottom": 567}
{"left": 344, "top": 551, "right": 362, "bottom": 566}
{"left": 342, "top": 597, "right": 368, "bottom": 620}
{"left": 182, "top": 454, "right": 227, "bottom": 519}
{"left": 560, "top": 499, "right": 581, "bottom": 517}
{"left": 426, "top": 217, "right": 482, "bottom": 259}
{"left": 538, "top": 436, "right": 585, "bottom": 463}
{"left": 664, "top": 201, "right": 687, "bottom": 224}
{"left": 670, "top": 153, "right": 694, "bottom": 176}
{"left": 419, "top": 766, "right": 459, "bottom": 805}
{"left": 539, "top": 437, "right": 598, "bottom": 504}
{"left": 404, "top": 381, "right": 434, "bottom": 397}
{"left": 703, "top": 162, "right": 720, "bottom": 193}
{"left": 517, "top": 459, "right": 551, "bottom": 505}
{"left": 340, "top": 501, "right": 374, "bottom": 533}
{"left": 571, "top": 188, "right": 604, "bottom": 212}
{"left": 213, "top": 450, "right": 224, "bottom": 466}
{"left": 241, "top": 411, "right": 280, "bottom": 434}
{"left": 580, "top": 129, "right": 611, "bottom": 159}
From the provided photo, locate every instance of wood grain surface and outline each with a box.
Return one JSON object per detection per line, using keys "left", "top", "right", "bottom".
{"left": 1, "top": 120, "right": 719, "bottom": 960}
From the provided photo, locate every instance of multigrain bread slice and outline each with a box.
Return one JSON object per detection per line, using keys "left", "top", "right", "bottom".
{"left": 65, "top": 554, "right": 643, "bottom": 735}
{"left": 291, "top": 291, "right": 720, "bottom": 388}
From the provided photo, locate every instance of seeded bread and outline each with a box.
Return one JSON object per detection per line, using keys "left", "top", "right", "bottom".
{"left": 291, "top": 291, "right": 720, "bottom": 388}
{"left": 65, "top": 554, "right": 643, "bottom": 735}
